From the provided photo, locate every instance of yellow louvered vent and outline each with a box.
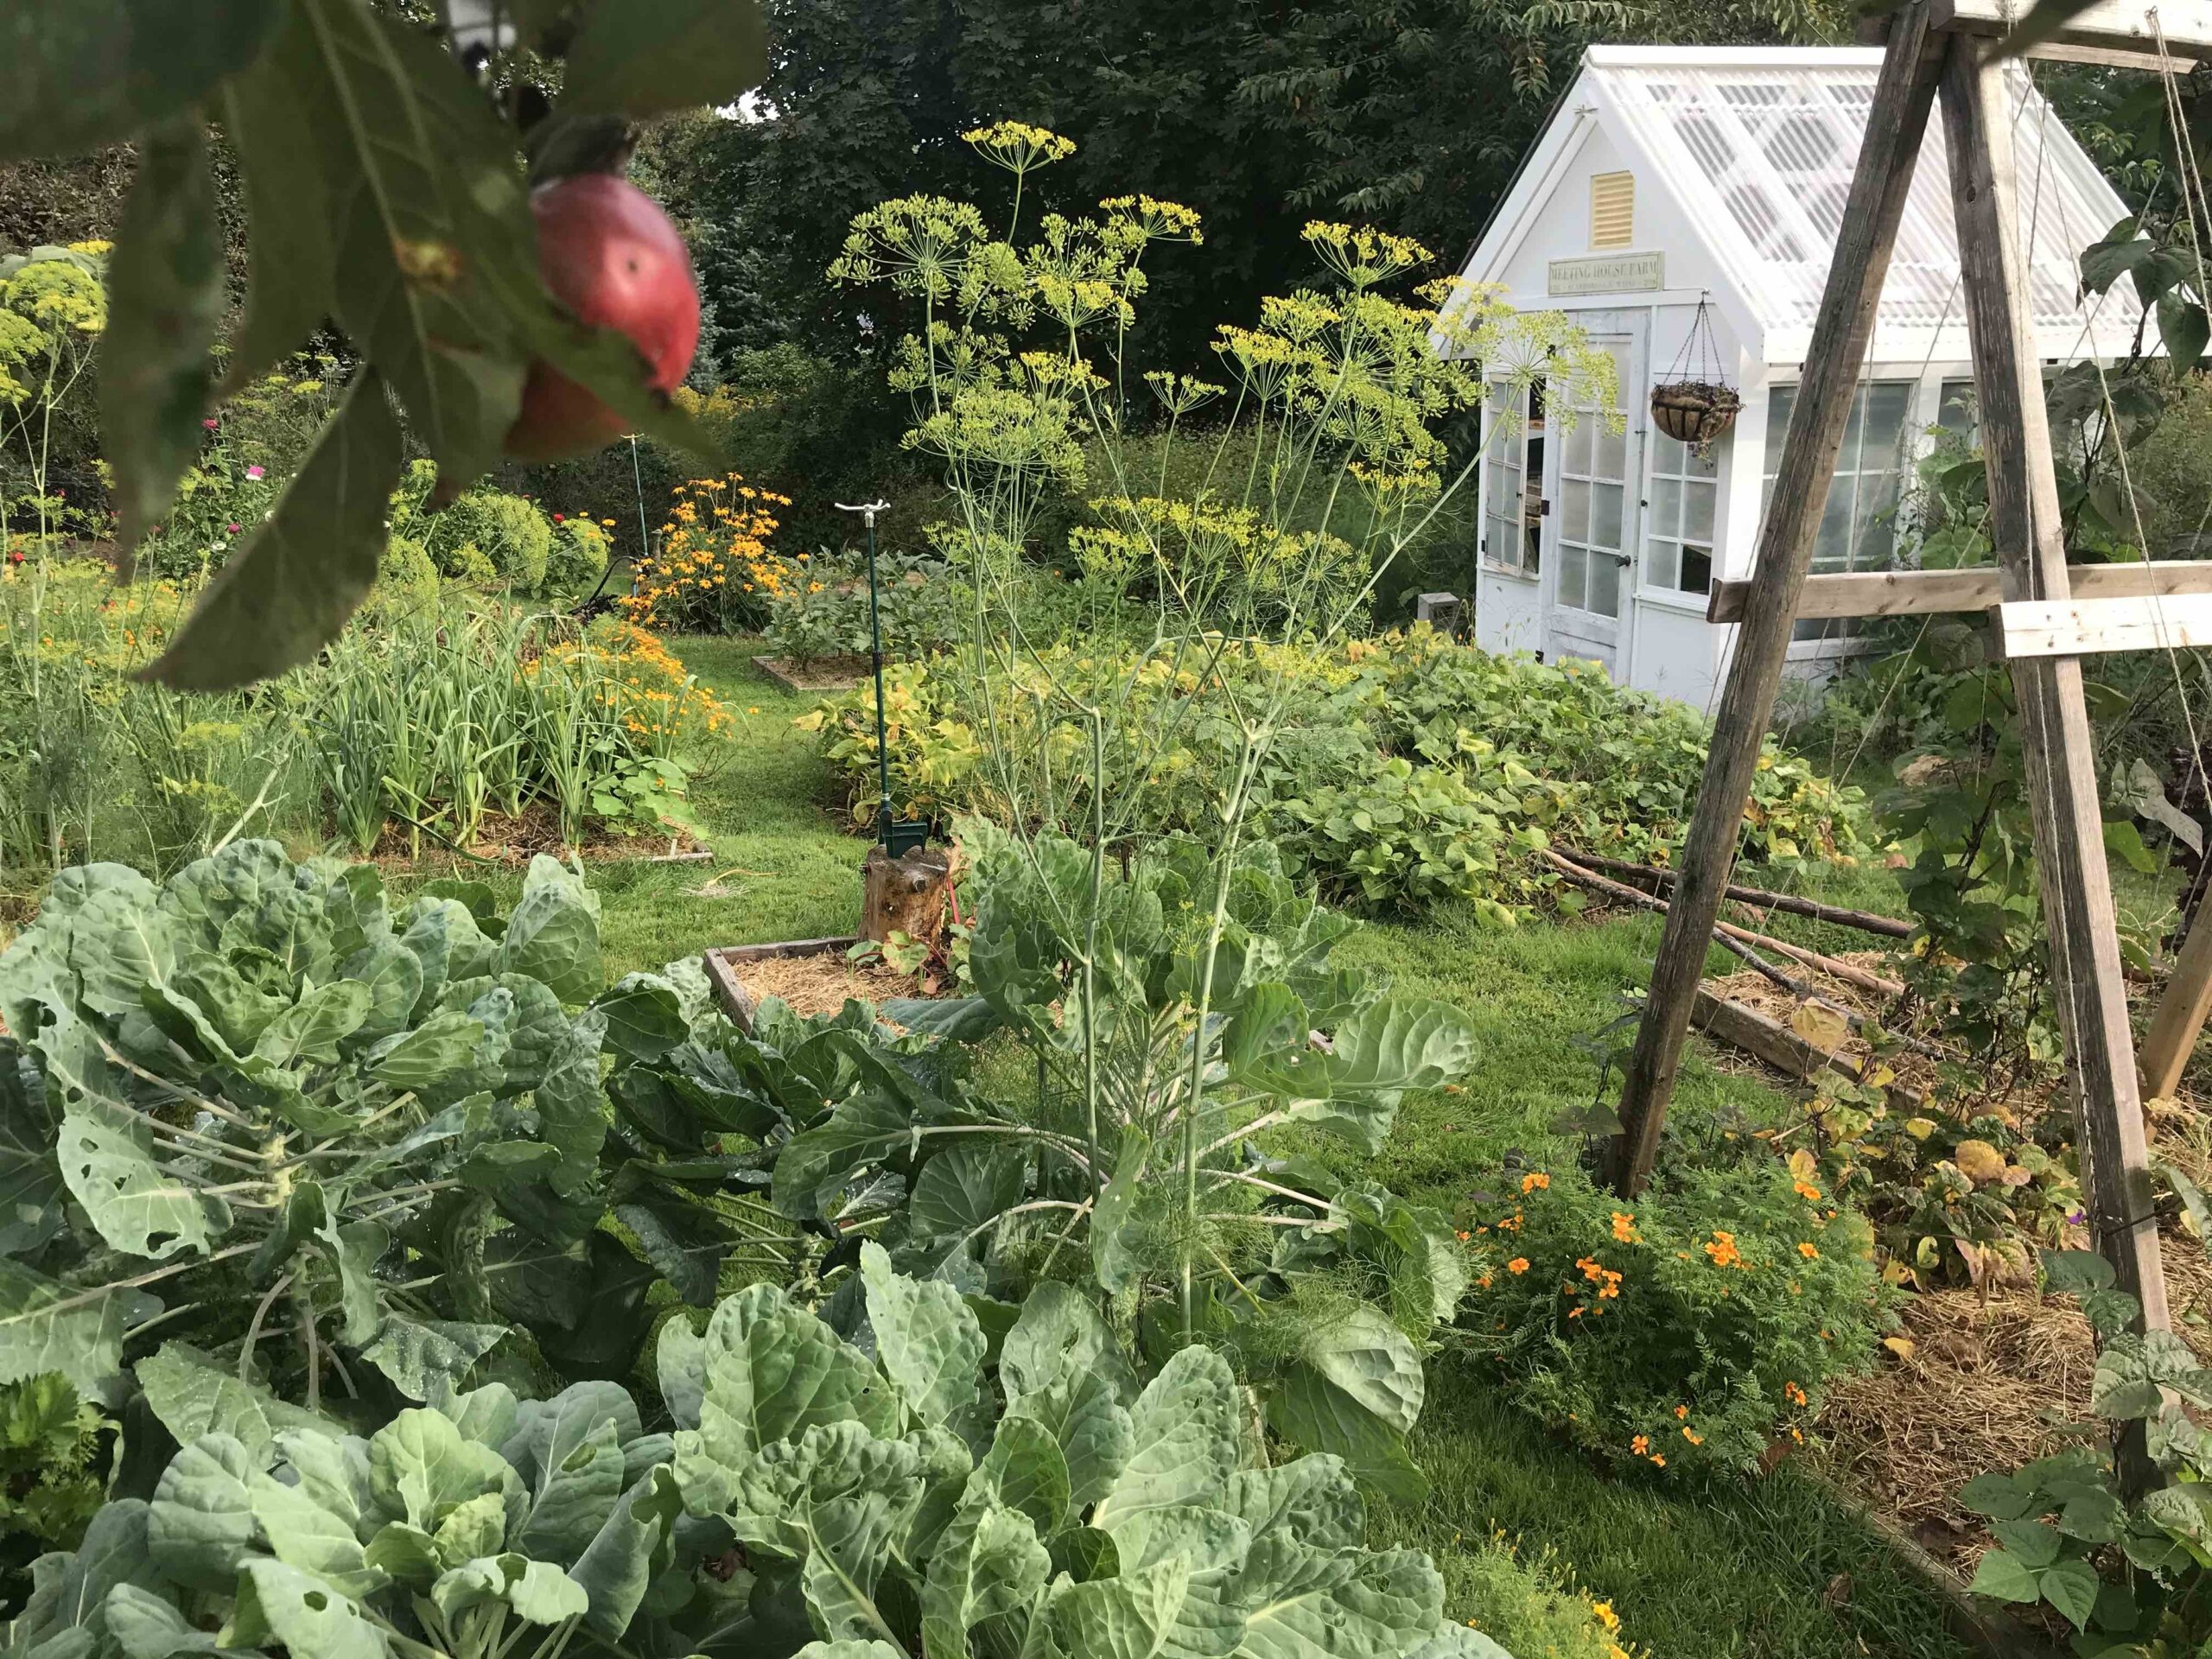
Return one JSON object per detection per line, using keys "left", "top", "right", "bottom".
{"left": 1590, "top": 171, "right": 1635, "bottom": 250}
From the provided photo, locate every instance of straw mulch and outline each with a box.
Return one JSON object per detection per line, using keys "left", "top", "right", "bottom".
{"left": 738, "top": 949, "right": 921, "bottom": 1019}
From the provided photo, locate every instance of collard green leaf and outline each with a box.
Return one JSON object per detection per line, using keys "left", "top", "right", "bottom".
{"left": 500, "top": 858, "right": 605, "bottom": 1005}
{"left": 102, "top": 119, "right": 224, "bottom": 563}
{"left": 1007, "top": 1370, "right": 1134, "bottom": 1515}
{"left": 613, "top": 1187, "right": 729, "bottom": 1308}
{"left": 0, "top": 0, "right": 282, "bottom": 160}
{"left": 1235, "top": 1541, "right": 1446, "bottom": 1659}
{"left": 57, "top": 1097, "right": 223, "bottom": 1262}
{"left": 105, "top": 1583, "right": 230, "bottom": 1659}
{"left": 559, "top": 0, "right": 769, "bottom": 118}
{"left": 254, "top": 979, "right": 374, "bottom": 1067}
{"left": 1001, "top": 1281, "right": 1137, "bottom": 1411}
{"left": 135, "top": 1343, "right": 325, "bottom": 1459}
{"left": 144, "top": 368, "right": 404, "bottom": 690}
{"left": 774, "top": 1093, "right": 924, "bottom": 1223}
{"left": 569, "top": 1465, "right": 683, "bottom": 1638}
{"left": 861, "top": 1242, "right": 988, "bottom": 1435}
{"left": 361, "top": 1319, "right": 511, "bottom": 1403}
{"left": 969, "top": 1415, "right": 1070, "bottom": 1539}
{"left": 1294, "top": 1307, "right": 1423, "bottom": 1438}
{"left": 1048, "top": 1552, "right": 1193, "bottom": 1659}
{"left": 1267, "top": 999, "right": 1477, "bottom": 1154}
{"left": 1090, "top": 1346, "right": 1240, "bottom": 1533}
{"left": 919, "top": 1499, "right": 1050, "bottom": 1659}
{"left": 907, "top": 1142, "right": 1027, "bottom": 1266}
{"left": 0, "top": 1258, "right": 155, "bottom": 1406}
{"left": 513, "top": 1408, "right": 629, "bottom": 1565}
{"left": 681, "top": 1283, "right": 901, "bottom": 1484}
{"left": 26, "top": 1499, "right": 159, "bottom": 1655}
{"left": 233, "top": 1556, "right": 383, "bottom": 1659}
{"left": 595, "top": 975, "right": 689, "bottom": 1063}
{"left": 251, "top": 1462, "right": 385, "bottom": 1599}
{"left": 1262, "top": 1365, "right": 1427, "bottom": 1505}
{"left": 658, "top": 1315, "right": 707, "bottom": 1432}
{"left": 148, "top": 1433, "right": 260, "bottom": 1581}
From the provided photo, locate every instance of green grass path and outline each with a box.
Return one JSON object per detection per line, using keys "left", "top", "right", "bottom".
{"left": 593, "top": 638, "right": 1970, "bottom": 1659}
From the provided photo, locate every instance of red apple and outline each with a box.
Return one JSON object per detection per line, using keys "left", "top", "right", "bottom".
{"left": 505, "top": 174, "right": 702, "bottom": 461}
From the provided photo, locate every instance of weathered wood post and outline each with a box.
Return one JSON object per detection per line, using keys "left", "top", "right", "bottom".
{"left": 1607, "top": 1, "right": 1948, "bottom": 1194}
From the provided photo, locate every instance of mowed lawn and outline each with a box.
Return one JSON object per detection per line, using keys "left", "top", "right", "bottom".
{"left": 429, "top": 636, "right": 1970, "bottom": 1659}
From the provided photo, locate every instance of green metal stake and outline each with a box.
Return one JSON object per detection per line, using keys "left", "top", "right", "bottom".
{"left": 836, "top": 499, "right": 929, "bottom": 855}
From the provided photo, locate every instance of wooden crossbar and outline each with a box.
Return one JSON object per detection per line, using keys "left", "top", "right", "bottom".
{"left": 1996, "top": 591, "right": 2212, "bottom": 657}
{"left": 1931, "top": 0, "right": 2208, "bottom": 66}
{"left": 1704, "top": 560, "right": 2212, "bottom": 624}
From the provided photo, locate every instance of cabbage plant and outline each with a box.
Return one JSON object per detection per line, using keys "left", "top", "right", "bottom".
{"left": 9, "top": 1248, "right": 1510, "bottom": 1659}
{"left": 0, "top": 842, "right": 775, "bottom": 1413}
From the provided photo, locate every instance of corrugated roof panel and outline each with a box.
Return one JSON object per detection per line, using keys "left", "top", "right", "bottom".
{"left": 1592, "top": 54, "right": 2139, "bottom": 344}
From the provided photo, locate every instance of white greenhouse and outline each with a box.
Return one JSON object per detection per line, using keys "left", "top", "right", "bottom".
{"left": 1440, "top": 44, "right": 2142, "bottom": 707}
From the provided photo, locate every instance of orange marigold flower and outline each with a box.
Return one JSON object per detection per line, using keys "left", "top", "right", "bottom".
{"left": 1682, "top": 1427, "right": 1703, "bottom": 1445}
{"left": 1650, "top": 1454, "right": 1666, "bottom": 1468}
{"left": 1784, "top": 1381, "right": 1808, "bottom": 1406}
{"left": 1521, "top": 1172, "right": 1550, "bottom": 1193}
{"left": 1630, "top": 1434, "right": 1649, "bottom": 1455}
{"left": 1506, "top": 1257, "right": 1529, "bottom": 1275}
{"left": 1798, "top": 1241, "right": 1819, "bottom": 1259}
{"left": 1674, "top": 1404, "right": 1689, "bottom": 1419}
{"left": 1794, "top": 1179, "right": 1823, "bottom": 1202}
{"left": 1610, "top": 1211, "right": 1637, "bottom": 1242}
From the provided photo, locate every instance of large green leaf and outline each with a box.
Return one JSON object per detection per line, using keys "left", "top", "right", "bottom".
{"left": 135, "top": 1343, "right": 326, "bottom": 1459}
{"left": 251, "top": 1458, "right": 385, "bottom": 1599}
{"left": 919, "top": 1498, "right": 1050, "bottom": 1659}
{"left": 1090, "top": 1346, "right": 1241, "bottom": 1533}
{"left": 1006, "top": 1370, "right": 1133, "bottom": 1514}
{"left": 101, "top": 119, "right": 224, "bottom": 560}
{"left": 861, "top": 1242, "right": 988, "bottom": 1436}
{"left": 676, "top": 1284, "right": 901, "bottom": 1498}
{"left": 57, "top": 1092, "right": 223, "bottom": 1261}
{"left": 1249, "top": 1000, "right": 1477, "bottom": 1154}
{"left": 254, "top": 979, "right": 374, "bottom": 1066}
{"left": 594, "top": 975, "right": 689, "bottom": 1063}
{"left": 217, "top": 3, "right": 337, "bottom": 392}
{"left": 1001, "top": 1281, "right": 1137, "bottom": 1411}
{"left": 361, "top": 1318, "right": 511, "bottom": 1403}
{"left": 773, "top": 1090, "right": 931, "bottom": 1222}
{"left": 513, "top": 1410, "right": 627, "bottom": 1564}
{"left": 0, "top": 0, "right": 282, "bottom": 159}
{"left": 1048, "top": 1553, "right": 1193, "bottom": 1659}
{"left": 560, "top": 0, "right": 769, "bottom": 118}
{"left": 1235, "top": 1542, "right": 1446, "bottom": 1659}
{"left": 1092, "top": 1128, "right": 1149, "bottom": 1295}
{"left": 567, "top": 1464, "right": 683, "bottom": 1637}
{"left": 147, "top": 1433, "right": 260, "bottom": 1581}
{"left": 969, "top": 1414, "right": 1070, "bottom": 1538}
{"left": 0, "top": 1258, "right": 156, "bottom": 1405}
{"left": 144, "top": 368, "right": 404, "bottom": 690}
{"left": 1262, "top": 1366, "right": 1426, "bottom": 1505}
{"left": 233, "top": 1556, "right": 384, "bottom": 1659}
{"left": 499, "top": 857, "right": 605, "bottom": 1005}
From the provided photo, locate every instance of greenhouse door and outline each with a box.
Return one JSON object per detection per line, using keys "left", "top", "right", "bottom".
{"left": 1542, "top": 327, "right": 1641, "bottom": 677}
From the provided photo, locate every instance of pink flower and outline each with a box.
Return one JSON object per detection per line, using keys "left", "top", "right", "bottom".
{"left": 245, "top": 465, "right": 264, "bottom": 480}
{"left": 202, "top": 417, "right": 218, "bottom": 429}
{"left": 553, "top": 512, "right": 566, "bottom": 523}
{"left": 226, "top": 522, "right": 240, "bottom": 534}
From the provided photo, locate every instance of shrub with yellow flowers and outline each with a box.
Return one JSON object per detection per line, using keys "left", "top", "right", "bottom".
{"left": 620, "top": 471, "right": 793, "bottom": 632}
{"left": 1455, "top": 1160, "right": 1881, "bottom": 1476}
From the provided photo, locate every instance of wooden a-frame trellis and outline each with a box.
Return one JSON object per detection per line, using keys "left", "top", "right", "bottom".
{"left": 1611, "top": 0, "right": 2212, "bottom": 1351}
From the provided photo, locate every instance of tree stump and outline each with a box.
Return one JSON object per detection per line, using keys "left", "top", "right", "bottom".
{"left": 861, "top": 843, "right": 951, "bottom": 946}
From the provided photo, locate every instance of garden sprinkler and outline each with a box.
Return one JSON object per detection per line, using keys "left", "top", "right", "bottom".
{"left": 835, "top": 499, "right": 931, "bottom": 857}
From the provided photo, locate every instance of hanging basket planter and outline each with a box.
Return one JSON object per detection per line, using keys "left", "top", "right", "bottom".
{"left": 1649, "top": 379, "right": 1742, "bottom": 451}
{"left": 1650, "top": 296, "right": 1739, "bottom": 458}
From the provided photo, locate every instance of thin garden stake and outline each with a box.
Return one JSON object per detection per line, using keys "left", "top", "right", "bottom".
{"left": 836, "top": 499, "right": 901, "bottom": 849}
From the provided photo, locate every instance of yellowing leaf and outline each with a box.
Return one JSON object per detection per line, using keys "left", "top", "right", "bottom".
{"left": 1904, "top": 1118, "right": 1938, "bottom": 1141}
{"left": 1787, "top": 1148, "right": 1818, "bottom": 1181}
{"left": 1954, "top": 1140, "right": 2007, "bottom": 1185}
{"left": 1881, "top": 1336, "right": 1916, "bottom": 1363}
{"left": 1789, "top": 1001, "right": 1849, "bottom": 1052}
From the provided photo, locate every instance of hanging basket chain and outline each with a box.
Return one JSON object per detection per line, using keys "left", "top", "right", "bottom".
{"left": 1650, "top": 295, "right": 1742, "bottom": 456}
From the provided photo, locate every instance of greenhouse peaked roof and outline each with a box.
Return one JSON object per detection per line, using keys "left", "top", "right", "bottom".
{"left": 1491, "top": 46, "right": 2141, "bottom": 362}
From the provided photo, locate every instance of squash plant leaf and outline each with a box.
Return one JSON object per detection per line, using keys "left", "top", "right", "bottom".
{"left": 143, "top": 367, "right": 403, "bottom": 690}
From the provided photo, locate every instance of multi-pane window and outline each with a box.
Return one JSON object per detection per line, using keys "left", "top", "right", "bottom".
{"left": 1936, "top": 378, "right": 1977, "bottom": 442}
{"left": 1554, "top": 342, "right": 1631, "bottom": 618}
{"left": 1643, "top": 429, "right": 1719, "bottom": 596}
{"left": 1482, "top": 379, "right": 1544, "bottom": 576}
{"left": 1762, "top": 379, "right": 1915, "bottom": 574}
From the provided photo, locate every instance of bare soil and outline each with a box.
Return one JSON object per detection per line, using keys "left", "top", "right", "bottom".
{"left": 365, "top": 802, "right": 711, "bottom": 868}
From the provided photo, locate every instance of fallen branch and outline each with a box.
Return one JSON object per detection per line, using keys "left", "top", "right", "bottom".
{"left": 1541, "top": 851, "right": 1905, "bottom": 995}
{"left": 1562, "top": 849, "right": 1915, "bottom": 939}
{"left": 1541, "top": 849, "right": 1916, "bottom": 1036}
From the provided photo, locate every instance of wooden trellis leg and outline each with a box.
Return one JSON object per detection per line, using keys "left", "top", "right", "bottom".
{"left": 1607, "top": 1, "right": 1948, "bottom": 1194}
{"left": 2139, "top": 896, "right": 2212, "bottom": 1102}
{"left": 1939, "top": 41, "right": 2168, "bottom": 1336}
